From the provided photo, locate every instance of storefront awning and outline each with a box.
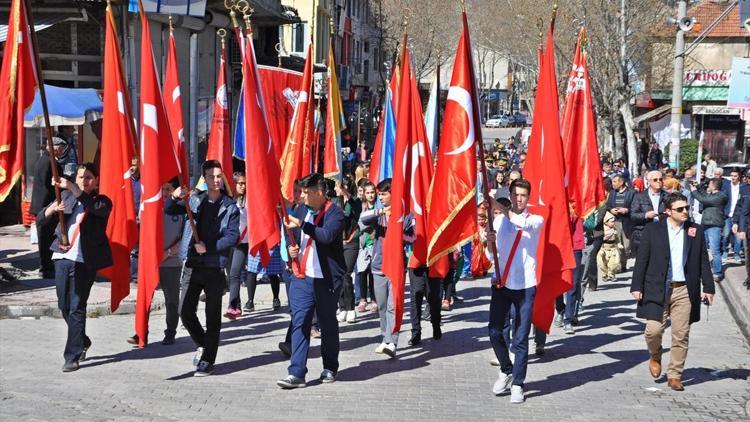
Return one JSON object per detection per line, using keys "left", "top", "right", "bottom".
{"left": 652, "top": 86, "right": 730, "bottom": 102}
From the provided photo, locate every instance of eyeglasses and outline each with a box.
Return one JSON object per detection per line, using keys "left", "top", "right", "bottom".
{"left": 651, "top": 178, "right": 663, "bottom": 182}
{"left": 670, "top": 206, "right": 688, "bottom": 213}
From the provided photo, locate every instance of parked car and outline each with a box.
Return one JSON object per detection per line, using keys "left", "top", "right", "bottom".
{"left": 511, "top": 113, "right": 527, "bottom": 126}
{"left": 720, "top": 162, "right": 749, "bottom": 181}
{"left": 485, "top": 114, "right": 512, "bottom": 128}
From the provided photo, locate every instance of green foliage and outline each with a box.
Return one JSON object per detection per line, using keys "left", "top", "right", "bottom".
{"left": 664, "top": 138, "right": 703, "bottom": 172}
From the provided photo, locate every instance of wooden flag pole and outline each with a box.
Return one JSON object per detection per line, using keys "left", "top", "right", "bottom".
{"left": 23, "top": 0, "right": 68, "bottom": 245}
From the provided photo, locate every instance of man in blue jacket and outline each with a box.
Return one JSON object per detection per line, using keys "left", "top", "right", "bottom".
{"left": 721, "top": 168, "right": 749, "bottom": 263}
{"left": 277, "top": 173, "right": 345, "bottom": 388}
{"left": 166, "top": 160, "right": 239, "bottom": 377}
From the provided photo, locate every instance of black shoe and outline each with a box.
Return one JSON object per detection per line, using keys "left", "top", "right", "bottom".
{"left": 126, "top": 334, "right": 139, "bottom": 345}
{"left": 199, "top": 293, "right": 207, "bottom": 302}
{"left": 80, "top": 339, "right": 91, "bottom": 361}
{"left": 273, "top": 298, "right": 281, "bottom": 311}
{"left": 408, "top": 333, "right": 421, "bottom": 346}
{"left": 62, "top": 361, "right": 79, "bottom": 372}
{"left": 243, "top": 302, "right": 255, "bottom": 312}
{"left": 194, "top": 360, "right": 214, "bottom": 377}
{"left": 42, "top": 270, "right": 55, "bottom": 279}
{"left": 278, "top": 342, "right": 292, "bottom": 358}
{"left": 433, "top": 325, "right": 442, "bottom": 340}
{"left": 535, "top": 345, "right": 545, "bottom": 356}
{"left": 161, "top": 335, "right": 175, "bottom": 345}
{"left": 277, "top": 375, "right": 306, "bottom": 389}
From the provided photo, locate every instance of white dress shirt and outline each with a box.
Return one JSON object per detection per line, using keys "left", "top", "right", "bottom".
{"left": 492, "top": 209, "right": 544, "bottom": 290}
{"left": 666, "top": 222, "right": 686, "bottom": 282}
{"left": 729, "top": 183, "right": 740, "bottom": 218}
{"left": 301, "top": 208, "right": 323, "bottom": 279}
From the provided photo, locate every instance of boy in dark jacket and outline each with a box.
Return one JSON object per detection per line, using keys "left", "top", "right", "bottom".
{"left": 165, "top": 160, "right": 239, "bottom": 376}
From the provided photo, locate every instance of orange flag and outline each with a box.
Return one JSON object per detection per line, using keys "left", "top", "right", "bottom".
{"left": 323, "top": 46, "right": 346, "bottom": 179}
{"left": 135, "top": 2, "right": 181, "bottom": 347}
{"left": 561, "top": 28, "right": 605, "bottom": 219}
{"left": 0, "top": 0, "right": 37, "bottom": 202}
{"left": 206, "top": 38, "right": 233, "bottom": 193}
{"left": 279, "top": 43, "right": 314, "bottom": 202}
{"left": 426, "top": 12, "right": 479, "bottom": 266}
{"left": 241, "top": 26, "right": 281, "bottom": 264}
{"left": 524, "top": 21, "right": 576, "bottom": 334}
{"left": 98, "top": 4, "right": 138, "bottom": 312}
{"left": 163, "top": 29, "right": 188, "bottom": 187}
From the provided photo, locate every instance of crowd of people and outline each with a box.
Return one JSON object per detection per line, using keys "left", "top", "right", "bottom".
{"left": 29, "top": 128, "right": 748, "bottom": 402}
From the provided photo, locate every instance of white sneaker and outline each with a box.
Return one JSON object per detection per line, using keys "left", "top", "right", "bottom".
{"left": 337, "top": 310, "right": 346, "bottom": 322}
{"left": 489, "top": 357, "right": 500, "bottom": 366}
{"left": 492, "top": 372, "right": 513, "bottom": 395}
{"left": 375, "top": 343, "right": 386, "bottom": 354}
{"left": 346, "top": 310, "right": 356, "bottom": 323}
{"left": 510, "top": 385, "right": 525, "bottom": 403}
{"left": 383, "top": 343, "right": 396, "bottom": 358}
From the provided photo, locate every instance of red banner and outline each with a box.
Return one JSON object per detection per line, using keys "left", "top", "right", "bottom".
{"left": 258, "top": 65, "right": 303, "bottom": 162}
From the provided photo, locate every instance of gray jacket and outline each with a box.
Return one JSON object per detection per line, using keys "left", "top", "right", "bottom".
{"left": 691, "top": 189, "right": 727, "bottom": 228}
{"left": 358, "top": 209, "right": 414, "bottom": 276}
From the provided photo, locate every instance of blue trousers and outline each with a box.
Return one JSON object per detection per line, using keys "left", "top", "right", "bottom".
{"left": 722, "top": 218, "right": 743, "bottom": 260}
{"left": 488, "top": 286, "right": 536, "bottom": 387}
{"left": 704, "top": 226, "right": 723, "bottom": 276}
{"left": 55, "top": 259, "right": 95, "bottom": 363}
{"left": 288, "top": 276, "right": 340, "bottom": 378}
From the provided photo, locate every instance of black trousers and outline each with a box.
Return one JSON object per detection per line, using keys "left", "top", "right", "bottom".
{"left": 54, "top": 259, "right": 95, "bottom": 363}
{"left": 37, "top": 220, "right": 56, "bottom": 274}
{"left": 247, "top": 272, "right": 280, "bottom": 304}
{"left": 408, "top": 267, "right": 442, "bottom": 336}
{"left": 339, "top": 242, "right": 358, "bottom": 311}
{"left": 180, "top": 266, "right": 225, "bottom": 365}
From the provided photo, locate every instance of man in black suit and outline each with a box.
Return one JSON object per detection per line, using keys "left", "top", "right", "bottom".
{"left": 630, "top": 192, "right": 715, "bottom": 391}
{"left": 277, "top": 173, "right": 345, "bottom": 388}
{"left": 630, "top": 170, "right": 667, "bottom": 256}
{"left": 607, "top": 174, "right": 636, "bottom": 269}
{"left": 30, "top": 138, "right": 67, "bottom": 279}
{"left": 732, "top": 169, "right": 750, "bottom": 288}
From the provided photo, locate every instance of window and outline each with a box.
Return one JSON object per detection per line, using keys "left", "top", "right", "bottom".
{"left": 292, "top": 23, "right": 306, "bottom": 53}
{"left": 364, "top": 41, "right": 369, "bottom": 53}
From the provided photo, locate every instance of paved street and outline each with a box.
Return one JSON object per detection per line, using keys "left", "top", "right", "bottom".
{"left": 1, "top": 268, "right": 748, "bottom": 421}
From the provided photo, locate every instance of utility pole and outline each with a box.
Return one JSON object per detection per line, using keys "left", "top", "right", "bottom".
{"left": 668, "top": 0, "right": 688, "bottom": 169}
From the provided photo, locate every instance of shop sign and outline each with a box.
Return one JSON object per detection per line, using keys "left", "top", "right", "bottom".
{"left": 684, "top": 69, "right": 731, "bottom": 86}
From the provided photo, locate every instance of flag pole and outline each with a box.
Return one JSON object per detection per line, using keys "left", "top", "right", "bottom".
{"left": 457, "top": 1, "right": 501, "bottom": 281}
{"left": 23, "top": 0, "right": 68, "bottom": 245}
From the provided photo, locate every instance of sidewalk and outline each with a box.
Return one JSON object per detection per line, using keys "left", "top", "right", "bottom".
{"left": 721, "top": 262, "right": 750, "bottom": 344}
{"left": 0, "top": 225, "right": 280, "bottom": 319}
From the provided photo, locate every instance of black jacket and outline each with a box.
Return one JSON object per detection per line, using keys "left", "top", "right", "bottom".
{"left": 630, "top": 189, "right": 667, "bottom": 231}
{"left": 290, "top": 202, "right": 346, "bottom": 290}
{"left": 690, "top": 189, "right": 727, "bottom": 228}
{"left": 36, "top": 190, "right": 113, "bottom": 271}
{"left": 606, "top": 187, "right": 636, "bottom": 232}
{"left": 165, "top": 191, "right": 239, "bottom": 269}
{"left": 630, "top": 220, "right": 714, "bottom": 324}
{"left": 29, "top": 151, "right": 62, "bottom": 216}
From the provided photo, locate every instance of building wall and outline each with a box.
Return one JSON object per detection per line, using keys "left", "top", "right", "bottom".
{"left": 650, "top": 39, "right": 749, "bottom": 90}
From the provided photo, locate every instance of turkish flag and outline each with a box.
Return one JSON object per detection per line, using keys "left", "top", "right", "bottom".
{"left": 279, "top": 44, "right": 314, "bottom": 202}
{"left": 382, "top": 39, "right": 417, "bottom": 334}
{"left": 426, "top": 13, "right": 479, "bottom": 267}
{"left": 0, "top": 0, "right": 36, "bottom": 202}
{"left": 524, "top": 22, "right": 576, "bottom": 334}
{"left": 323, "top": 47, "right": 346, "bottom": 179}
{"left": 242, "top": 29, "right": 281, "bottom": 264}
{"left": 561, "top": 28, "right": 606, "bottom": 219}
{"left": 258, "top": 66, "right": 302, "bottom": 161}
{"left": 163, "top": 31, "right": 188, "bottom": 187}
{"left": 135, "top": 4, "right": 181, "bottom": 347}
{"left": 98, "top": 5, "right": 138, "bottom": 312}
{"left": 206, "top": 43, "right": 233, "bottom": 193}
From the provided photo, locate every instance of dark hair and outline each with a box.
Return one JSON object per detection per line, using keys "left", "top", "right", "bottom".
{"left": 356, "top": 177, "right": 370, "bottom": 189}
{"left": 664, "top": 168, "right": 676, "bottom": 177}
{"left": 325, "top": 178, "right": 337, "bottom": 199}
{"left": 664, "top": 192, "right": 688, "bottom": 209}
{"left": 76, "top": 162, "right": 99, "bottom": 178}
{"left": 300, "top": 173, "right": 327, "bottom": 193}
{"left": 709, "top": 177, "right": 723, "bottom": 191}
{"left": 510, "top": 178, "right": 531, "bottom": 195}
{"left": 603, "top": 176, "right": 613, "bottom": 191}
{"left": 340, "top": 174, "right": 355, "bottom": 196}
{"left": 167, "top": 176, "right": 180, "bottom": 189}
{"left": 377, "top": 178, "right": 392, "bottom": 193}
{"left": 233, "top": 170, "right": 246, "bottom": 181}
{"left": 201, "top": 159, "right": 222, "bottom": 177}
{"left": 730, "top": 168, "right": 741, "bottom": 176}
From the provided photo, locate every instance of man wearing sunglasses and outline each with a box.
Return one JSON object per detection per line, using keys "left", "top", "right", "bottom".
{"left": 630, "top": 170, "right": 667, "bottom": 256}
{"left": 631, "top": 192, "right": 714, "bottom": 392}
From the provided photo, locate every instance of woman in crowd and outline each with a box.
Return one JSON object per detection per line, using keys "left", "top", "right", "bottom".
{"left": 356, "top": 180, "right": 377, "bottom": 313}
{"left": 225, "top": 171, "right": 248, "bottom": 319}
{"left": 336, "top": 175, "right": 362, "bottom": 323}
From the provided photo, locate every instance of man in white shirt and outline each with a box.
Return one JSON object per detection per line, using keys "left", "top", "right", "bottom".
{"left": 486, "top": 178, "right": 544, "bottom": 404}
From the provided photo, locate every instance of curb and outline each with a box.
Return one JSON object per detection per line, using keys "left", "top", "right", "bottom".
{"left": 0, "top": 297, "right": 166, "bottom": 319}
{"left": 718, "top": 271, "right": 750, "bottom": 345}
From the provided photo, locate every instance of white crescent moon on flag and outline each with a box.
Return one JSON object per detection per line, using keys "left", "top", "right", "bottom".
{"left": 217, "top": 84, "right": 227, "bottom": 109}
{"left": 410, "top": 141, "right": 426, "bottom": 216}
{"left": 445, "top": 86, "right": 475, "bottom": 156}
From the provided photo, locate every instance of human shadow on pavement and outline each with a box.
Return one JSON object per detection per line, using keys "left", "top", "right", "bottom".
{"left": 654, "top": 367, "right": 750, "bottom": 388}
{"left": 522, "top": 349, "right": 643, "bottom": 398}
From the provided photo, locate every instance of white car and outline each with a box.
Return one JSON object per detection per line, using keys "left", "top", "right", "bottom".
{"left": 485, "top": 115, "right": 512, "bottom": 128}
